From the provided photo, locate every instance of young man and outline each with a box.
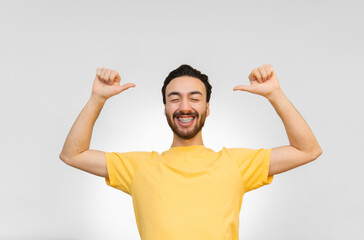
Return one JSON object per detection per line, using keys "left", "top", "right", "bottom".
{"left": 59, "top": 64, "right": 322, "bottom": 240}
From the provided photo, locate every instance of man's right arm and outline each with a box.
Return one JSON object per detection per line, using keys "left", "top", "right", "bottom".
{"left": 59, "top": 68, "right": 135, "bottom": 178}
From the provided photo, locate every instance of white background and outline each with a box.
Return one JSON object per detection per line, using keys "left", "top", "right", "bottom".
{"left": 0, "top": 0, "right": 363, "bottom": 239}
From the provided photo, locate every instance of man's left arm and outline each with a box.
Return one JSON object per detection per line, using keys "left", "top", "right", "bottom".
{"left": 233, "top": 64, "right": 322, "bottom": 176}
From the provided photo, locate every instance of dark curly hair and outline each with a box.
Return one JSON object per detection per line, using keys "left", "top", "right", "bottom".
{"left": 161, "top": 64, "right": 212, "bottom": 104}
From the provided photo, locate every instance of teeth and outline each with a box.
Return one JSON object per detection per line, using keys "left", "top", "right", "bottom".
{"left": 178, "top": 117, "right": 194, "bottom": 123}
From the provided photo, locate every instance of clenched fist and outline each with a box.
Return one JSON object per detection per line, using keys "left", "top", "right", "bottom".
{"left": 91, "top": 67, "right": 135, "bottom": 101}
{"left": 233, "top": 64, "right": 281, "bottom": 99}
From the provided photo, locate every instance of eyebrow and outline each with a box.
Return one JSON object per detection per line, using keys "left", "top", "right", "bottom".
{"left": 167, "top": 91, "right": 203, "bottom": 98}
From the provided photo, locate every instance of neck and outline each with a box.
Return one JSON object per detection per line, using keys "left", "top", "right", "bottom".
{"left": 170, "top": 131, "right": 204, "bottom": 148}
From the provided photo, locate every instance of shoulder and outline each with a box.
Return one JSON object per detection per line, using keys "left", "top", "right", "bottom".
{"left": 218, "top": 147, "right": 254, "bottom": 155}
{"left": 218, "top": 147, "right": 271, "bottom": 161}
{"left": 105, "top": 151, "right": 159, "bottom": 162}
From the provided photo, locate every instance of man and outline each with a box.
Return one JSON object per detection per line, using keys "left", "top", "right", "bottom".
{"left": 59, "top": 64, "right": 322, "bottom": 240}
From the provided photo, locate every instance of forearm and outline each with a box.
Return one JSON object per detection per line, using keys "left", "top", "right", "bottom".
{"left": 267, "top": 89, "right": 322, "bottom": 154}
{"left": 60, "top": 94, "right": 106, "bottom": 160}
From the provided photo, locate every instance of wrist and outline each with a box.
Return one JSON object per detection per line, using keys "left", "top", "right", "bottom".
{"left": 90, "top": 93, "right": 107, "bottom": 105}
{"left": 266, "top": 88, "right": 284, "bottom": 102}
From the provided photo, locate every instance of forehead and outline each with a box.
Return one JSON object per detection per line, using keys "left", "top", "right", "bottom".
{"left": 165, "top": 76, "right": 206, "bottom": 96}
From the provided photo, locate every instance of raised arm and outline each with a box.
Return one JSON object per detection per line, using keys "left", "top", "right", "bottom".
{"left": 233, "top": 64, "right": 322, "bottom": 176}
{"left": 59, "top": 68, "right": 135, "bottom": 177}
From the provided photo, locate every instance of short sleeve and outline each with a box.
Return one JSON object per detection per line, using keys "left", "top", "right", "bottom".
{"left": 228, "top": 148, "right": 273, "bottom": 193}
{"left": 104, "top": 151, "right": 151, "bottom": 195}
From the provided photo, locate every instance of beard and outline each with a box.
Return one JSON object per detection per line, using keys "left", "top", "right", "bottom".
{"left": 166, "top": 109, "right": 207, "bottom": 140}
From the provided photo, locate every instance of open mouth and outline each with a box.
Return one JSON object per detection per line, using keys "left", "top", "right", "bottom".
{"left": 176, "top": 115, "right": 196, "bottom": 126}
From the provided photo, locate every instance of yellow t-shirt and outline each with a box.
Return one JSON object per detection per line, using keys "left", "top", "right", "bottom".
{"left": 105, "top": 145, "right": 273, "bottom": 240}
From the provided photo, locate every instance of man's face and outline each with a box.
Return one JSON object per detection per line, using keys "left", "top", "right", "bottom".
{"left": 164, "top": 76, "right": 210, "bottom": 139}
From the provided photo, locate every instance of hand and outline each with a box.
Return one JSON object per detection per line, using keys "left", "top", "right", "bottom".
{"left": 233, "top": 64, "right": 281, "bottom": 98}
{"left": 91, "top": 67, "right": 135, "bottom": 101}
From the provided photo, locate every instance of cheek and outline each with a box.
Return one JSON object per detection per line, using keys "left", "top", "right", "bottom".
{"left": 165, "top": 106, "right": 175, "bottom": 116}
{"left": 193, "top": 104, "right": 207, "bottom": 113}
{"left": 166, "top": 103, "right": 179, "bottom": 111}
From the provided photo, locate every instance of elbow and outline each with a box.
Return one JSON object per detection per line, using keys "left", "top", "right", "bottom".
{"left": 59, "top": 152, "right": 70, "bottom": 165}
{"left": 311, "top": 147, "right": 323, "bottom": 160}
{"left": 59, "top": 152, "right": 65, "bottom": 161}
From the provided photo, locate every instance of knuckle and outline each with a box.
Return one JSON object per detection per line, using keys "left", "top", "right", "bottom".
{"left": 265, "top": 64, "right": 273, "bottom": 70}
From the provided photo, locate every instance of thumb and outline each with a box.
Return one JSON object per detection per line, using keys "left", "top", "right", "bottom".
{"left": 116, "top": 83, "right": 136, "bottom": 94}
{"left": 233, "top": 85, "right": 253, "bottom": 92}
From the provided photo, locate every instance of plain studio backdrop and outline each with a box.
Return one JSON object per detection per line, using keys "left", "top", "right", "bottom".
{"left": 0, "top": 0, "right": 363, "bottom": 239}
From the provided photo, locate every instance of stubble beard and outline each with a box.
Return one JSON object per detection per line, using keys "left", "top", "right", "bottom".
{"left": 166, "top": 110, "right": 207, "bottom": 140}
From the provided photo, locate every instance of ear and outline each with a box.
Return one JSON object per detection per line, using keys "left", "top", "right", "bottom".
{"left": 164, "top": 105, "right": 166, "bottom": 116}
{"left": 206, "top": 102, "right": 210, "bottom": 117}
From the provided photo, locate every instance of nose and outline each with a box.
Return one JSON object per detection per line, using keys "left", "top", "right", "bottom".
{"left": 179, "top": 98, "right": 192, "bottom": 112}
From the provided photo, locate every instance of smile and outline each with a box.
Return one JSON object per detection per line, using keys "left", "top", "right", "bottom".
{"left": 178, "top": 117, "right": 194, "bottom": 123}
{"left": 176, "top": 116, "right": 196, "bottom": 126}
